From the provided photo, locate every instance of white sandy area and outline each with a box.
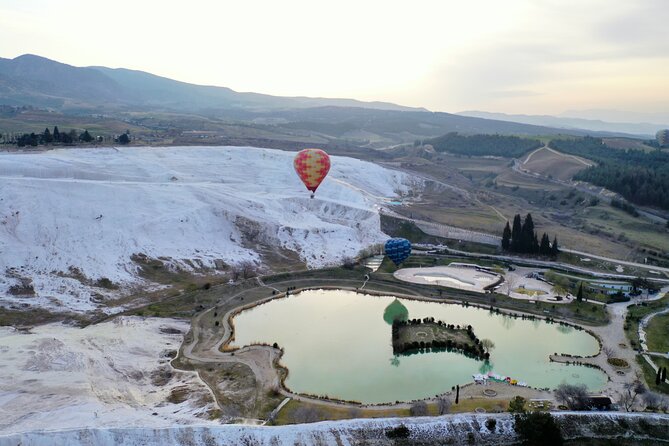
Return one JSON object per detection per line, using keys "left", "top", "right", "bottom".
{"left": 0, "top": 146, "right": 418, "bottom": 312}
{"left": 394, "top": 265, "right": 500, "bottom": 292}
{"left": 0, "top": 316, "right": 216, "bottom": 435}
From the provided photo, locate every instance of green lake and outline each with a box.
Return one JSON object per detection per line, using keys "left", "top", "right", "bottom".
{"left": 230, "top": 289, "right": 606, "bottom": 404}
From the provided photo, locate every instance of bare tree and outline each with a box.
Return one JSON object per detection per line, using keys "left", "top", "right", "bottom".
{"left": 555, "top": 383, "right": 589, "bottom": 410}
{"left": 642, "top": 391, "right": 663, "bottom": 411}
{"left": 239, "top": 261, "right": 258, "bottom": 279}
{"left": 437, "top": 396, "right": 451, "bottom": 415}
{"left": 228, "top": 264, "right": 241, "bottom": 282}
{"left": 505, "top": 274, "right": 518, "bottom": 296}
{"left": 341, "top": 256, "right": 356, "bottom": 270}
{"left": 480, "top": 339, "right": 495, "bottom": 354}
{"left": 601, "top": 346, "right": 614, "bottom": 358}
{"left": 409, "top": 401, "right": 428, "bottom": 416}
{"left": 617, "top": 378, "right": 646, "bottom": 412}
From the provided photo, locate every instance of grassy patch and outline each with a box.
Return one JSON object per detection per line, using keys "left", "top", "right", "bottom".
{"left": 271, "top": 397, "right": 510, "bottom": 425}
{"left": 624, "top": 295, "right": 669, "bottom": 349}
{"left": 380, "top": 214, "right": 450, "bottom": 245}
{"left": 0, "top": 307, "right": 90, "bottom": 327}
{"left": 636, "top": 355, "right": 669, "bottom": 395}
{"left": 607, "top": 358, "right": 629, "bottom": 368}
{"left": 272, "top": 399, "right": 410, "bottom": 425}
{"left": 514, "top": 288, "right": 547, "bottom": 297}
{"left": 645, "top": 313, "right": 669, "bottom": 353}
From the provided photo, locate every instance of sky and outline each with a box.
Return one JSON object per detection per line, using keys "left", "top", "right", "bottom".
{"left": 0, "top": 0, "right": 668, "bottom": 116}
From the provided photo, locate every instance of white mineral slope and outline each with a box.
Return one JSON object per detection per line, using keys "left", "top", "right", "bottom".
{"left": 0, "top": 146, "right": 417, "bottom": 312}
{"left": 2, "top": 413, "right": 667, "bottom": 446}
{"left": 0, "top": 413, "right": 519, "bottom": 446}
{"left": 0, "top": 317, "right": 217, "bottom": 435}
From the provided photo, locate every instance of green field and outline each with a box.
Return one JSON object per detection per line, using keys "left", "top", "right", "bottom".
{"left": 624, "top": 295, "right": 669, "bottom": 349}
{"left": 645, "top": 313, "right": 669, "bottom": 353}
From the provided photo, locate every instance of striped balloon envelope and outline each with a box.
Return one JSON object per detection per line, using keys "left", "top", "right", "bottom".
{"left": 293, "top": 148, "right": 331, "bottom": 198}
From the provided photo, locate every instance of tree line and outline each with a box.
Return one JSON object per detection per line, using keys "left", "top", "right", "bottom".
{"left": 8, "top": 126, "right": 130, "bottom": 147}
{"left": 549, "top": 136, "right": 669, "bottom": 210}
{"left": 501, "top": 213, "right": 559, "bottom": 257}
{"left": 425, "top": 132, "right": 542, "bottom": 158}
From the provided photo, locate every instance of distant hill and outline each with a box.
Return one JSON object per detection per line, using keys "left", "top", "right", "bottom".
{"left": 457, "top": 110, "right": 657, "bottom": 138}
{"left": 0, "top": 54, "right": 642, "bottom": 145}
{"left": 0, "top": 54, "right": 424, "bottom": 113}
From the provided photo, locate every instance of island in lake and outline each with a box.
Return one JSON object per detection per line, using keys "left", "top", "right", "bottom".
{"left": 391, "top": 318, "right": 490, "bottom": 361}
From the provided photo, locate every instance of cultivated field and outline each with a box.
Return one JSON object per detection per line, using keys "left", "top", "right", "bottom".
{"left": 520, "top": 146, "right": 593, "bottom": 182}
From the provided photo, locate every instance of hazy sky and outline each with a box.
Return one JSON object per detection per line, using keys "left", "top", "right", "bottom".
{"left": 1, "top": 0, "right": 667, "bottom": 115}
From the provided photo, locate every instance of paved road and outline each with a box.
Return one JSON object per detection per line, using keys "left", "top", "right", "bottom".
{"left": 383, "top": 209, "right": 669, "bottom": 279}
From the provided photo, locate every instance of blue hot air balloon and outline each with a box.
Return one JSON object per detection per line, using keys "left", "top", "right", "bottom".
{"left": 385, "top": 238, "right": 411, "bottom": 266}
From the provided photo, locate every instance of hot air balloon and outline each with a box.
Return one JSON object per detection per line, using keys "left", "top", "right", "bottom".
{"left": 293, "top": 148, "right": 331, "bottom": 198}
{"left": 657, "top": 129, "right": 669, "bottom": 148}
{"left": 385, "top": 238, "right": 411, "bottom": 266}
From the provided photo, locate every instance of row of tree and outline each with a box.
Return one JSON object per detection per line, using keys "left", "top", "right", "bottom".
{"left": 501, "top": 213, "right": 559, "bottom": 257}
{"left": 11, "top": 126, "right": 130, "bottom": 147}
{"left": 425, "top": 132, "right": 542, "bottom": 158}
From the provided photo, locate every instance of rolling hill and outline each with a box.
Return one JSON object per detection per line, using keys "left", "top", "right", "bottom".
{"left": 0, "top": 54, "right": 635, "bottom": 147}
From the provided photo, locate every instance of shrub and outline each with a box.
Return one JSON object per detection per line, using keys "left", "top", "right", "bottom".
{"left": 386, "top": 424, "right": 410, "bottom": 439}
{"left": 515, "top": 412, "right": 563, "bottom": 445}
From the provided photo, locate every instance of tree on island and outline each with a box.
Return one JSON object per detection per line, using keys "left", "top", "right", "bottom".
{"left": 480, "top": 339, "right": 495, "bottom": 355}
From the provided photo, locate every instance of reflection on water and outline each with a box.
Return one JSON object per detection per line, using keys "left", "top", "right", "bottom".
{"left": 501, "top": 314, "right": 516, "bottom": 329}
{"left": 230, "top": 289, "right": 606, "bottom": 404}
{"left": 479, "top": 360, "right": 494, "bottom": 374}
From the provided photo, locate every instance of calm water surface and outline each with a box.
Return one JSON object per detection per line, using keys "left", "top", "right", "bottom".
{"left": 230, "top": 289, "right": 605, "bottom": 403}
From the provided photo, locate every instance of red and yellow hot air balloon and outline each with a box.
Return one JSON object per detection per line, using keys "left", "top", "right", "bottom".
{"left": 293, "top": 148, "right": 331, "bottom": 198}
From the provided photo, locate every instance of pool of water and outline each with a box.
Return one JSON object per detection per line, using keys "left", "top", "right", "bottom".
{"left": 230, "top": 289, "right": 605, "bottom": 404}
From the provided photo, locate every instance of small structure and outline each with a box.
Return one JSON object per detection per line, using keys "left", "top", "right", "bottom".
{"left": 588, "top": 281, "right": 632, "bottom": 296}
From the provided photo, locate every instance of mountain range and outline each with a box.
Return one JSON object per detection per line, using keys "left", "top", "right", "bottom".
{"left": 458, "top": 111, "right": 666, "bottom": 138}
{"left": 0, "top": 54, "right": 655, "bottom": 143}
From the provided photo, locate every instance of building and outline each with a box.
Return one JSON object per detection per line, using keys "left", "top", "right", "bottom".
{"left": 588, "top": 281, "right": 633, "bottom": 296}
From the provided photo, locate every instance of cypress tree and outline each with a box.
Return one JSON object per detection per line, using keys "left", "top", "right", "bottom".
{"left": 502, "top": 222, "right": 511, "bottom": 251}
{"left": 657, "top": 368, "right": 662, "bottom": 385}
{"left": 80, "top": 130, "right": 93, "bottom": 142}
{"left": 540, "top": 233, "right": 551, "bottom": 255}
{"left": 662, "top": 367, "right": 667, "bottom": 382}
{"left": 455, "top": 385, "right": 460, "bottom": 404}
{"left": 511, "top": 214, "right": 522, "bottom": 252}
{"left": 520, "top": 213, "right": 535, "bottom": 253}
{"left": 53, "top": 126, "right": 60, "bottom": 142}
{"left": 551, "top": 236, "right": 559, "bottom": 257}
{"left": 576, "top": 283, "right": 584, "bottom": 302}
{"left": 43, "top": 128, "right": 53, "bottom": 143}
